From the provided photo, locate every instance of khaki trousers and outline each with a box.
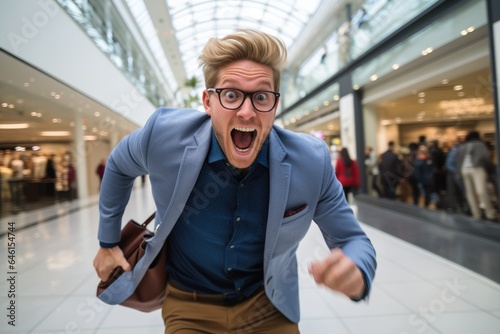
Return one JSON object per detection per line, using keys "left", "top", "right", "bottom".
{"left": 162, "top": 283, "right": 300, "bottom": 334}
{"left": 461, "top": 167, "right": 496, "bottom": 220}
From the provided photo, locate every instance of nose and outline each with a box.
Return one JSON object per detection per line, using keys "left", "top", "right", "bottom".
{"left": 236, "top": 96, "right": 257, "bottom": 120}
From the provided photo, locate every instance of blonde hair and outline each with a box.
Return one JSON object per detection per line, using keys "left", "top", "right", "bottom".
{"left": 198, "top": 29, "right": 287, "bottom": 91}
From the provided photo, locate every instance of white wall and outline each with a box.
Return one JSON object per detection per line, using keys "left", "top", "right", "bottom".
{"left": 0, "top": 0, "right": 156, "bottom": 127}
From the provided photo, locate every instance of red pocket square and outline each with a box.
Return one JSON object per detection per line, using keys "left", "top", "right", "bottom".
{"left": 284, "top": 205, "right": 307, "bottom": 218}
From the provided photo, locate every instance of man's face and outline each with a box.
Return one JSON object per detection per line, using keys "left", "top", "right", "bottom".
{"left": 202, "top": 60, "right": 278, "bottom": 170}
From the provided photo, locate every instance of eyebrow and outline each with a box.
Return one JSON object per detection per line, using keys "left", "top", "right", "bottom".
{"left": 218, "top": 78, "right": 273, "bottom": 90}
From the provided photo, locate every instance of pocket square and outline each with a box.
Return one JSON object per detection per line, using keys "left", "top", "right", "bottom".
{"left": 284, "top": 204, "right": 307, "bottom": 218}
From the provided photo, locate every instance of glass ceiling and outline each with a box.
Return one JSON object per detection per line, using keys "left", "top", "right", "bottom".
{"left": 128, "top": 0, "right": 323, "bottom": 89}
{"left": 167, "top": 0, "right": 322, "bottom": 82}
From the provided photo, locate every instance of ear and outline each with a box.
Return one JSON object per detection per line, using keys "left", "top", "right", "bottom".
{"left": 202, "top": 90, "right": 212, "bottom": 116}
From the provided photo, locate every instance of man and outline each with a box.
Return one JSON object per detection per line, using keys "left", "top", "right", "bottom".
{"left": 456, "top": 130, "right": 496, "bottom": 220}
{"left": 379, "top": 141, "right": 402, "bottom": 199}
{"left": 93, "top": 29, "right": 376, "bottom": 333}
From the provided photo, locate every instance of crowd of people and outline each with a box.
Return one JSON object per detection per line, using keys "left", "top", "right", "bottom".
{"left": 364, "top": 131, "right": 498, "bottom": 222}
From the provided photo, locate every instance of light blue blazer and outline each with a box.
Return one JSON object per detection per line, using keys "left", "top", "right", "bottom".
{"left": 97, "top": 108, "right": 376, "bottom": 322}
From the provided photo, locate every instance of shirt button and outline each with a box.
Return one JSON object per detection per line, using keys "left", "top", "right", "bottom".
{"left": 240, "top": 183, "right": 244, "bottom": 187}
{"left": 228, "top": 268, "right": 232, "bottom": 271}
{"left": 230, "top": 245, "right": 235, "bottom": 249}
{"left": 236, "top": 217, "right": 241, "bottom": 222}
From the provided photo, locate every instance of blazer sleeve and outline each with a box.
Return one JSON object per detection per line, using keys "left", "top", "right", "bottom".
{"left": 97, "top": 109, "right": 161, "bottom": 244}
{"left": 313, "top": 144, "right": 376, "bottom": 299}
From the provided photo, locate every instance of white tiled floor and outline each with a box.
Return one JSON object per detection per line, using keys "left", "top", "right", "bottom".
{"left": 1, "top": 183, "right": 500, "bottom": 333}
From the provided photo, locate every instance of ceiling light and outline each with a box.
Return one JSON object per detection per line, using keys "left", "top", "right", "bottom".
{"left": 453, "top": 85, "right": 463, "bottom": 91}
{"left": 84, "top": 135, "right": 97, "bottom": 141}
{"left": 370, "top": 74, "right": 378, "bottom": 81}
{"left": 418, "top": 92, "right": 426, "bottom": 98}
{"left": 1, "top": 103, "right": 7, "bottom": 107}
{"left": 94, "top": 112, "right": 101, "bottom": 117}
{"left": 441, "top": 79, "right": 449, "bottom": 85}
{"left": 461, "top": 26, "right": 475, "bottom": 36}
{"left": 0, "top": 123, "right": 29, "bottom": 129}
{"left": 392, "top": 64, "right": 399, "bottom": 70}
{"left": 40, "top": 131, "right": 71, "bottom": 136}
{"left": 421, "top": 47, "right": 433, "bottom": 56}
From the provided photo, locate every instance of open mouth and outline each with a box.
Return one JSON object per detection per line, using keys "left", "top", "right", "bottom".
{"left": 231, "top": 127, "right": 256, "bottom": 152}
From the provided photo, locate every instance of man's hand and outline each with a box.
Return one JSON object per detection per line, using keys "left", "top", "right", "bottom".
{"left": 308, "top": 248, "right": 365, "bottom": 299}
{"left": 93, "top": 246, "right": 131, "bottom": 282}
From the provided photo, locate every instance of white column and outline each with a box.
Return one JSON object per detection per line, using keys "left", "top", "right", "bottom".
{"left": 73, "top": 112, "right": 88, "bottom": 200}
{"left": 339, "top": 93, "right": 357, "bottom": 159}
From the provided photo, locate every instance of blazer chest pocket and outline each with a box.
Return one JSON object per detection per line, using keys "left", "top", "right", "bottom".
{"left": 282, "top": 204, "right": 310, "bottom": 224}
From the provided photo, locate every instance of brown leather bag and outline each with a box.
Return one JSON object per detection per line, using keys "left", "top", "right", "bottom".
{"left": 96, "top": 212, "right": 168, "bottom": 312}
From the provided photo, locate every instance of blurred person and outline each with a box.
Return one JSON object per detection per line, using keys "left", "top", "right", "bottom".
{"left": 398, "top": 146, "right": 413, "bottom": 203}
{"left": 445, "top": 136, "right": 468, "bottom": 213}
{"left": 67, "top": 161, "right": 77, "bottom": 200}
{"left": 379, "top": 141, "right": 402, "bottom": 200}
{"left": 93, "top": 29, "right": 376, "bottom": 333}
{"left": 364, "top": 146, "right": 381, "bottom": 196}
{"left": 429, "top": 140, "right": 446, "bottom": 207}
{"left": 457, "top": 131, "right": 497, "bottom": 220}
{"left": 0, "top": 161, "right": 13, "bottom": 201}
{"left": 96, "top": 158, "right": 106, "bottom": 188}
{"left": 9, "top": 153, "right": 24, "bottom": 178}
{"left": 414, "top": 146, "right": 435, "bottom": 208}
{"left": 335, "top": 147, "right": 360, "bottom": 202}
{"left": 8, "top": 153, "right": 24, "bottom": 212}
{"left": 44, "top": 153, "right": 57, "bottom": 196}
{"left": 407, "top": 142, "right": 420, "bottom": 205}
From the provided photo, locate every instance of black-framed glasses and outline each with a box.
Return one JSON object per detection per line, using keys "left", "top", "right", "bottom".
{"left": 207, "top": 88, "right": 280, "bottom": 112}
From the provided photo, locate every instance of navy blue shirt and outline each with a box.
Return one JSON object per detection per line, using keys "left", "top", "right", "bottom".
{"left": 166, "top": 131, "right": 270, "bottom": 299}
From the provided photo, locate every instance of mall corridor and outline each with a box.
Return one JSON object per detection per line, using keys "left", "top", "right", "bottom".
{"left": 1, "top": 181, "right": 500, "bottom": 333}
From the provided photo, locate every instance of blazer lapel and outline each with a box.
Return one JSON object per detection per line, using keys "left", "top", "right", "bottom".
{"left": 156, "top": 120, "right": 212, "bottom": 237}
{"left": 264, "top": 129, "right": 291, "bottom": 272}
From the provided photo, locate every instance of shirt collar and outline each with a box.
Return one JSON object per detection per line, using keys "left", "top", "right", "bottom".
{"left": 208, "top": 130, "right": 269, "bottom": 168}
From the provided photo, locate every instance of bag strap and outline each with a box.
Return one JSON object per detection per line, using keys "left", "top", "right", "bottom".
{"left": 141, "top": 212, "right": 157, "bottom": 227}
